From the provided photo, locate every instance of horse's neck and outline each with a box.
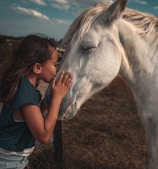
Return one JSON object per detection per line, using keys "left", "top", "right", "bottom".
{"left": 118, "top": 19, "right": 158, "bottom": 116}
{"left": 117, "top": 17, "right": 158, "bottom": 169}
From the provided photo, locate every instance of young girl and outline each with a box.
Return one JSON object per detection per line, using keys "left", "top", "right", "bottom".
{"left": 0, "top": 34, "right": 72, "bottom": 169}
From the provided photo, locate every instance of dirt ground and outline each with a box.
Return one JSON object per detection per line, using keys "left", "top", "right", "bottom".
{"left": 27, "top": 76, "right": 147, "bottom": 169}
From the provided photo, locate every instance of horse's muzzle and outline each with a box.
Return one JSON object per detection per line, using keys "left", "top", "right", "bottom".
{"left": 58, "top": 102, "right": 77, "bottom": 120}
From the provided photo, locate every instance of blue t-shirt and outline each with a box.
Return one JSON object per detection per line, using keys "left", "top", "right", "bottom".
{"left": 0, "top": 77, "right": 41, "bottom": 152}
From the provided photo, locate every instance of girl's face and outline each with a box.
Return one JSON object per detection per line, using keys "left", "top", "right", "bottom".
{"left": 40, "top": 48, "right": 59, "bottom": 83}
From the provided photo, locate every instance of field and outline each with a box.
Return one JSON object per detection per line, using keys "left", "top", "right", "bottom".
{"left": 26, "top": 76, "right": 147, "bottom": 169}
{"left": 0, "top": 36, "right": 146, "bottom": 169}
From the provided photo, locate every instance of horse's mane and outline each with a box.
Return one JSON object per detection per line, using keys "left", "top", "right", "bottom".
{"left": 123, "top": 8, "right": 158, "bottom": 35}
{"left": 62, "top": 3, "right": 158, "bottom": 45}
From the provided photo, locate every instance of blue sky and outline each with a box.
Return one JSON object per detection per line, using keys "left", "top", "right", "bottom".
{"left": 0, "top": 0, "right": 158, "bottom": 40}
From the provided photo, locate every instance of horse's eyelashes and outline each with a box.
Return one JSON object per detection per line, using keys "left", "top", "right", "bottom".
{"left": 80, "top": 44, "right": 96, "bottom": 52}
{"left": 83, "top": 46, "right": 95, "bottom": 50}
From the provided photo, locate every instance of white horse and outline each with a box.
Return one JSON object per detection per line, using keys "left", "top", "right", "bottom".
{"left": 45, "top": 0, "right": 158, "bottom": 168}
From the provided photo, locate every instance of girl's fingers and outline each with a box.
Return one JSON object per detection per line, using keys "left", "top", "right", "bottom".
{"left": 58, "top": 71, "right": 64, "bottom": 83}
{"left": 67, "top": 79, "right": 73, "bottom": 88}
{"left": 61, "top": 72, "right": 68, "bottom": 83}
{"left": 65, "top": 75, "right": 73, "bottom": 87}
{"left": 52, "top": 77, "right": 56, "bottom": 87}
{"left": 64, "top": 73, "right": 73, "bottom": 87}
{"left": 56, "top": 71, "right": 72, "bottom": 89}
{"left": 60, "top": 72, "right": 71, "bottom": 83}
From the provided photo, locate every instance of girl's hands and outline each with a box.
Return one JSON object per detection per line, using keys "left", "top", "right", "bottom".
{"left": 51, "top": 71, "right": 72, "bottom": 100}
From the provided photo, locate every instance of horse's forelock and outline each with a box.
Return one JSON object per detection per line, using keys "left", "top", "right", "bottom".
{"left": 62, "top": 3, "right": 110, "bottom": 45}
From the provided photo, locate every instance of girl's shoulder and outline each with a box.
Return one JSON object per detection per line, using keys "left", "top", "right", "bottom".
{"left": 13, "top": 77, "right": 41, "bottom": 108}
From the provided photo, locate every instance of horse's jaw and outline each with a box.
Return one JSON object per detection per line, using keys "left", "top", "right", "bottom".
{"left": 58, "top": 82, "right": 108, "bottom": 120}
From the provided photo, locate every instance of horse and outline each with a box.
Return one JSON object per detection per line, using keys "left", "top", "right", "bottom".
{"left": 45, "top": 0, "right": 158, "bottom": 168}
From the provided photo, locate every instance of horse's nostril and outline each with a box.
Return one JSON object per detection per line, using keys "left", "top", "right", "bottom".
{"left": 62, "top": 104, "right": 73, "bottom": 119}
{"left": 75, "top": 102, "right": 77, "bottom": 109}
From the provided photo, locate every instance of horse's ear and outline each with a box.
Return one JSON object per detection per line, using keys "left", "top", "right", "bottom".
{"left": 101, "top": 0, "right": 127, "bottom": 25}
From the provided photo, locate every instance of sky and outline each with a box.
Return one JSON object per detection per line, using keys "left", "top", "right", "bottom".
{"left": 0, "top": 0, "right": 158, "bottom": 40}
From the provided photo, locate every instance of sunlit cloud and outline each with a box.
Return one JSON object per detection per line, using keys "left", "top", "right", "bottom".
{"left": 71, "top": 0, "right": 113, "bottom": 8}
{"left": 30, "top": 0, "right": 47, "bottom": 5}
{"left": 49, "top": 0, "right": 70, "bottom": 9}
{"left": 11, "top": 6, "right": 49, "bottom": 20}
{"left": 153, "top": 6, "right": 158, "bottom": 10}
{"left": 54, "top": 18, "right": 70, "bottom": 24}
{"left": 138, "top": 1, "right": 148, "bottom": 5}
{"left": 48, "top": 0, "right": 112, "bottom": 10}
{"left": 129, "top": 0, "right": 148, "bottom": 5}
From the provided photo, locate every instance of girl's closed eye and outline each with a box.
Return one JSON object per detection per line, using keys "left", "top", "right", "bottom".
{"left": 54, "top": 61, "right": 60, "bottom": 67}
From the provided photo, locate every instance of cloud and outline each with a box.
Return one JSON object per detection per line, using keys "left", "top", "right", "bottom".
{"left": 48, "top": 0, "right": 112, "bottom": 10}
{"left": 153, "top": 6, "right": 158, "bottom": 10}
{"left": 49, "top": 0, "right": 70, "bottom": 9}
{"left": 11, "top": 6, "right": 49, "bottom": 20}
{"left": 129, "top": 0, "right": 148, "bottom": 5}
{"left": 137, "top": 0, "right": 148, "bottom": 5}
{"left": 71, "top": 0, "right": 113, "bottom": 8}
{"left": 30, "top": 0, "right": 46, "bottom": 5}
{"left": 53, "top": 18, "right": 71, "bottom": 25}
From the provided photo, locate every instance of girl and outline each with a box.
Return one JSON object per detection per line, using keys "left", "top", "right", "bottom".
{"left": 0, "top": 34, "right": 72, "bottom": 169}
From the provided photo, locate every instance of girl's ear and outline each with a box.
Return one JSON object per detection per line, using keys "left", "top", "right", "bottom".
{"left": 32, "top": 63, "right": 42, "bottom": 74}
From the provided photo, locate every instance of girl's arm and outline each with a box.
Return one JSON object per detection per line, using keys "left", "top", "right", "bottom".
{"left": 21, "top": 71, "right": 72, "bottom": 144}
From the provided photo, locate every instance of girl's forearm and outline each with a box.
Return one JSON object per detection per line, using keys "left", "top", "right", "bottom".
{"left": 42, "top": 96, "right": 62, "bottom": 143}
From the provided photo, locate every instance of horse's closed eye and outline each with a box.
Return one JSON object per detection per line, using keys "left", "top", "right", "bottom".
{"left": 80, "top": 45, "right": 96, "bottom": 52}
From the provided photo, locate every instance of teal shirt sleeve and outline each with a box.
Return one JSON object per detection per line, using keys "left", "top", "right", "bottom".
{"left": 13, "top": 77, "right": 41, "bottom": 109}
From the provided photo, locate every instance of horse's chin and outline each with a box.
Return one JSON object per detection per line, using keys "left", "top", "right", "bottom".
{"left": 58, "top": 103, "right": 77, "bottom": 120}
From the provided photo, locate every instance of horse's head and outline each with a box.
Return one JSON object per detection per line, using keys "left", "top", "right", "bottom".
{"left": 45, "top": 0, "right": 127, "bottom": 119}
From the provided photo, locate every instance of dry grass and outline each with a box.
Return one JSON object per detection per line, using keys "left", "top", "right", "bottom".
{"left": 26, "top": 76, "right": 146, "bottom": 169}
